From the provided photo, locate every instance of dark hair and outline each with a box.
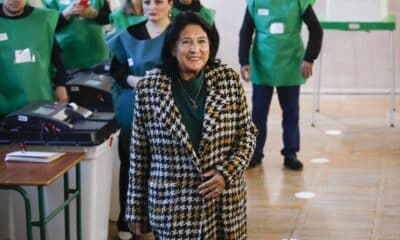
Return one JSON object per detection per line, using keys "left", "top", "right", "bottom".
{"left": 173, "top": 0, "right": 201, "bottom": 11}
{"left": 122, "top": 0, "right": 143, "bottom": 16}
{"left": 161, "top": 11, "right": 220, "bottom": 74}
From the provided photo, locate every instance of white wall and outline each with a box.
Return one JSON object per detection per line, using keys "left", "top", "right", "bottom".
{"left": 202, "top": 0, "right": 400, "bottom": 94}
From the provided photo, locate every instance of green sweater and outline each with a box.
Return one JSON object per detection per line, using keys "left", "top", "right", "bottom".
{"left": 172, "top": 71, "right": 206, "bottom": 153}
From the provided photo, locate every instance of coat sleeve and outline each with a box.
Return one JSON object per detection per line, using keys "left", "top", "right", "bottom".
{"left": 216, "top": 69, "right": 257, "bottom": 186}
{"left": 125, "top": 81, "right": 151, "bottom": 223}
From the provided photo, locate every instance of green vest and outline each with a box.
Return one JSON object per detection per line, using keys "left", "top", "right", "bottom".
{"left": 109, "top": 9, "right": 146, "bottom": 30}
{"left": 47, "top": 0, "right": 109, "bottom": 69}
{"left": 107, "top": 28, "right": 166, "bottom": 129}
{"left": 0, "top": 8, "right": 58, "bottom": 115}
{"left": 248, "top": 0, "right": 314, "bottom": 86}
{"left": 172, "top": 6, "right": 215, "bottom": 26}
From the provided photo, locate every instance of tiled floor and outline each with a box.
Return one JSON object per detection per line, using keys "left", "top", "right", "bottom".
{"left": 108, "top": 95, "right": 400, "bottom": 240}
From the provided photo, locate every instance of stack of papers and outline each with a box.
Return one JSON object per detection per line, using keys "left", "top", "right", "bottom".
{"left": 5, "top": 151, "right": 66, "bottom": 163}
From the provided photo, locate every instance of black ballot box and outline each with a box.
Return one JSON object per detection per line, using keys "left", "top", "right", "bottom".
{"left": 66, "top": 71, "right": 114, "bottom": 113}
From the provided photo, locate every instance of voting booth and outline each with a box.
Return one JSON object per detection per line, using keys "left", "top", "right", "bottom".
{"left": 312, "top": 0, "right": 396, "bottom": 127}
{"left": 326, "top": 0, "right": 388, "bottom": 21}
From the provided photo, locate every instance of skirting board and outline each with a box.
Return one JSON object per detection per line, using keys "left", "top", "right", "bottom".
{"left": 243, "top": 87, "right": 400, "bottom": 95}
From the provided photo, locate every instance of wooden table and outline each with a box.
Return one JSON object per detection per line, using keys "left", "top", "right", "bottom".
{"left": 0, "top": 152, "right": 86, "bottom": 240}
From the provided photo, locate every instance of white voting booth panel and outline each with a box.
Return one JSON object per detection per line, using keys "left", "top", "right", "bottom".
{"left": 109, "top": 132, "right": 121, "bottom": 222}
{"left": 27, "top": 0, "right": 44, "bottom": 8}
{"left": 0, "top": 134, "right": 118, "bottom": 240}
{"left": 326, "top": 0, "right": 387, "bottom": 21}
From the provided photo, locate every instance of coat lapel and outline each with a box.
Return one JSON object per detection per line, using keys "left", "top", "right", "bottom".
{"left": 155, "top": 74, "right": 200, "bottom": 163}
{"left": 154, "top": 69, "right": 228, "bottom": 167}
{"left": 198, "top": 68, "right": 228, "bottom": 157}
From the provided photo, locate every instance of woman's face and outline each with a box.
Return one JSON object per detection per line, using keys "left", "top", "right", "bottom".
{"left": 142, "top": 0, "right": 172, "bottom": 22}
{"left": 173, "top": 24, "right": 210, "bottom": 79}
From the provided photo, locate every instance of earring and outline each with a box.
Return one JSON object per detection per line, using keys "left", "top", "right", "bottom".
{"left": 169, "top": 9, "right": 172, "bottom": 18}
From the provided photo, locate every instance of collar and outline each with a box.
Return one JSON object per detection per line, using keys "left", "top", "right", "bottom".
{"left": 0, "top": 4, "right": 33, "bottom": 19}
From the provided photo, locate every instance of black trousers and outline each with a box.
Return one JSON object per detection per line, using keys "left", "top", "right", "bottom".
{"left": 252, "top": 84, "right": 300, "bottom": 161}
{"left": 117, "top": 127, "right": 132, "bottom": 231}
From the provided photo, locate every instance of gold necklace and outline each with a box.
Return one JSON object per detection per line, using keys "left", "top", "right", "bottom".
{"left": 177, "top": 77, "right": 204, "bottom": 110}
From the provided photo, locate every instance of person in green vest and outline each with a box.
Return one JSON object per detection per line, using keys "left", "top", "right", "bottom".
{"left": 108, "top": 1, "right": 145, "bottom": 239}
{"left": 0, "top": 0, "right": 68, "bottom": 117}
{"left": 46, "top": 0, "right": 111, "bottom": 69}
{"left": 239, "top": 0, "right": 323, "bottom": 170}
{"left": 172, "top": 0, "right": 214, "bottom": 26}
{"left": 107, "top": 0, "right": 172, "bottom": 239}
{"left": 109, "top": 0, "right": 146, "bottom": 30}
{"left": 171, "top": 0, "right": 218, "bottom": 49}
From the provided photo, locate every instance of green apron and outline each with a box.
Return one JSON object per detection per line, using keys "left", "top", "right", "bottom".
{"left": 0, "top": 8, "right": 58, "bottom": 115}
{"left": 107, "top": 28, "right": 165, "bottom": 129}
{"left": 47, "top": 0, "right": 109, "bottom": 69}
{"left": 248, "top": 0, "right": 314, "bottom": 86}
{"left": 172, "top": 6, "right": 215, "bottom": 26}
{"left": 109, "top": 9, "right": 146, "bottom": 30}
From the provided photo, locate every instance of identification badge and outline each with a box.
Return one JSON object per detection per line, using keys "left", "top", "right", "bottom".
{"left": 15, "top": 49, "right": 36, "bottom": 64}
{"left": 60, "top": 0, "right": 70, "bottom": 5}
{"left": 0, "top": 33, "right": 8, "bottom": 41}
{"left": 258, "top": 9, "right": 269, "bottom": 16}
{"left": 127, "top": 58, "right": 134, "bottom": 67}
{"left": 270, "top": 22, "right": 285, "bottom": 34}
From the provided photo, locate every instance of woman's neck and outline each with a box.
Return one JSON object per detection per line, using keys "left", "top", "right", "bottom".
{"left": 146, "top": 18, "right": 170, "bottom": 38}
{"left": 180, "top": 71, "right": 201, "bottom": 81}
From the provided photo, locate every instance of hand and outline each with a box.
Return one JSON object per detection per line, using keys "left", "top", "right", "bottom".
{"left": 240, "top": 65, "right": 250, "bottom": 82}
{"left": 55, "top": 86, "right": 69, "bottom": 102}
{"left": 127, "top": 75, "right": 143, "bottom": 88}
{"left": 79, "top": 5, "right": 98, "bottom": 19}
{"left": 198, "top": 169, "right": 226, "bottom": 200}
{"left": 62, "top": 1, "right": 82, "bottom": 20}
{"left": 145, "top": 68, "right": 161, "bottom": 76}
{"left": 301, "top": 61, "right": 313, "bottom": 80}
{"left": 128, "top": 222, "right": 146, "bottom": 239}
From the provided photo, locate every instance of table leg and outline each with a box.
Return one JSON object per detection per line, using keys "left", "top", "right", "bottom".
{"left": 0, "top": 186, "right": 34, "bottom": 240}
{"left": 390, "top": 31, "right": 395, "bottom": 127}
{"left": 312, "top": 46, "right": 324, "bottom": 127}
{"left": 316, "top": 46, "right": 324, "bottom": 112}
{"left": 76, "top": 163, "right": 82, "bottom": 240}
{"left": 64, "top": 172, "right": 71, "bottom": 240}
{"left": 38, "top": 186, "right": 46, "bottom": 240}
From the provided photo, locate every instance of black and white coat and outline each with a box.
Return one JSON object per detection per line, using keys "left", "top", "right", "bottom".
{"left": 126, "top": 63, "right": 257, "bottom": 240}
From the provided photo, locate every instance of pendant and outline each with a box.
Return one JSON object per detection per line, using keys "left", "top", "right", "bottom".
{"left": 192, "top": 102, "right": 198, "bottom": 110}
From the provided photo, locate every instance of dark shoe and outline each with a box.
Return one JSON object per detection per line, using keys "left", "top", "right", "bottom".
{"left": 118, "top": 231, "right": 133, "bottom": 240}
{"left": 284, "top": 158, "right": 303, "bottom": 171}
{"left": 248, "top": 157, "right": 262, "bottom": 169}
{"left": 117, "top": 221, "right": 132, "bottom": 240}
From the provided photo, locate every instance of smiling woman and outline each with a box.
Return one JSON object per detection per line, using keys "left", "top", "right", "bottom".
{"left": 125, "top": 12, "right": 257, "bottom": 240}
{"left": 106, "top": 1, "right": 173, "bottom": 239}
{"left": 172, "top": 24, "right": 210, "bottom": 80}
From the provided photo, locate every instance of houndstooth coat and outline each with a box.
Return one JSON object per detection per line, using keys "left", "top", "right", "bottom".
{"left": 125, "top": 63, "right": 257, "bottom": 240}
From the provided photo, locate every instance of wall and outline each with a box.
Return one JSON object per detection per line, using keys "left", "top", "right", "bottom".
{"left": 26, "top": 0, "right": 400, "bottom": 94}
{"left": 202, "top": 0, "right": 400, "bottom": 94}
